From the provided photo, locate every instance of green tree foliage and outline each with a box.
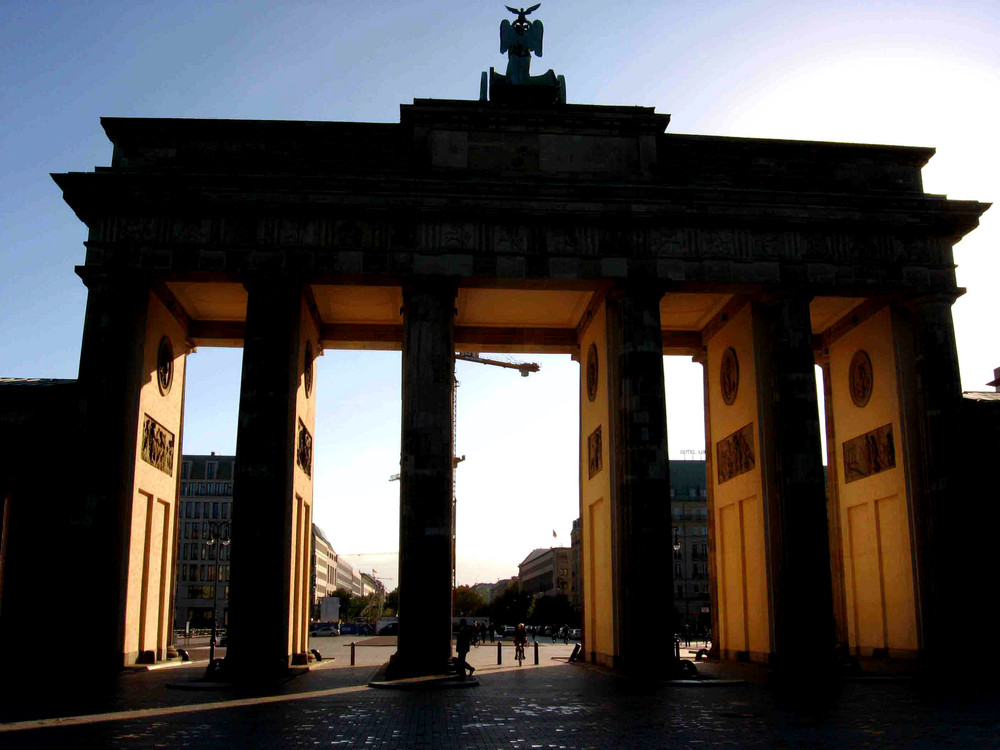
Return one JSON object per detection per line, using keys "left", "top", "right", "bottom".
{"left": 334, "top": 587, "right": 364, "bottom": 620}
{"left": 489, "top": 581, "right": 532, "bottom": 626}
{"left": 384, "top": 587, "right": 399, "bottom": 616}
{"left": 453, "top": 585, "right": 487, "bottom": 617}
{"left": 527, "top": 593, "right": 577, "bottom": 627}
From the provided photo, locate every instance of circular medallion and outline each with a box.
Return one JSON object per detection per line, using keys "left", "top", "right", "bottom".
{"left": 586, "top": 343, "right": 599, "bottom": 402}
{"left": 156, "top": 336, "right": 174, "bottom": 395}
{"left": 304, "top": 340, "right": 314, "bottom": 398}
{"left": 849, "top": 349, "right": 873, "bottom": 407}
{"left": 720, "top": 347, "right": 739, "bottom": 406}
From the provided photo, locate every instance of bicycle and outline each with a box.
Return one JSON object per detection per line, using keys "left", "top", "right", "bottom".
{"left": 515, "top": 642, "right": 526, "bottom": 666}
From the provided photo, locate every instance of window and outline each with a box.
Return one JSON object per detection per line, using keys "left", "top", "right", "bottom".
{"left": 206, "top": 461, "right": 218, "bottom": 480}
{"left": 201, "top": 544, "right": 208, "bottom": 561}
{"left": 181, "top": 462, "right": 191, "bottom": 479}
{"left": 184, "top": 522, "right": 191, "bottom": 539}
{"left": 192, "top": 523, "right": 199, "bottom": 540}
{"left": 207, "top": 482, "right": 214, "bottom": 496}
{"left": 182, "top": 543, "right": 188, "bottom": 561}
{"left": 198, "top": 482, "right": 205, "bottom": 495}
{"left": 689, "top": 487, "right": 697, "bottom": 498}
{"left": 673, "top": 562, "right": 682, "bottom": 577}
{"left": 222, "top": 503, "right": 229, "bottom": 519}
{"left": 207, "top": 564, "right": 216, "bottom": 582}
{"left": 194, "top": 503, "right": 200, "bottom": 519}
{"left": 181, "top": 483, "right": 188, "bottom": 496}
{"left": 181, "top": 564, "right": 188, "bottom": 582}
{"left": 213, "top": 502, "right": 219, "bottom": 519}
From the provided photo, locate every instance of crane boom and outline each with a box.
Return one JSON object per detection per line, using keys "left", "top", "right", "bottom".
{"left": 455, "top": 352, "right": 540, "bottom": 377}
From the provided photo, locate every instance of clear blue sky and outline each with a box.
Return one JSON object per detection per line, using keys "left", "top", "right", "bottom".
{"left": 2, "top": 1, "right": 997, "bottom": 587}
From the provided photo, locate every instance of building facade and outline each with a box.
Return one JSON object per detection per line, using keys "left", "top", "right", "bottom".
{"left": 311, "top": 522, "right": 364, "bottom": 618}
{"left": 519, "top": 548, "right": 572, "bottom": 597}
{"left": 669, "top": 460, "right": 711, "bottom": 633}
{"left": 174, "top": 454, "right": 234, "bottom": 630}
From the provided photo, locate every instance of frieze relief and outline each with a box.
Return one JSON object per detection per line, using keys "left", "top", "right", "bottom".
{"left": 716, "top": 422, "right": 755, "bottom": 484}
{"left": 278, "top": 218, "right": 320, "bottom": 247}
{"left": 843, "top": 423, "right": 895, "bottom": 483}
{"left": 94, "top": 213, "right": 949, "bottom": 275}
{"left": 169, "top": 218, "right": 213, "bottom": 245}
{"left": 117, "top": 216, "right": 161, "bottom": 244}
{"left": 140, "top": 414, "right": 175, "bottom": 476}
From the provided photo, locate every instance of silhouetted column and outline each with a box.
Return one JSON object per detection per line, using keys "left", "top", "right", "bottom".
{"left": 817, "top": 356, "right": 849, "bottom": 650}
{"left": 75, "top": 269, "right": 152, "bottom": 671}
{"left": 892, "top": 297, "right": 964, "bottom": 661}
{"left": 606, "top": 285, "right": 672, "bottom": 675}
{"left": 391, "top": 280, "right": 456, "bottom": 679}
{"left": 226, "top": 275, "right": 315, "bottom": 677}
{"left": 753, "top": 295, "right": 834, "bottom": 670}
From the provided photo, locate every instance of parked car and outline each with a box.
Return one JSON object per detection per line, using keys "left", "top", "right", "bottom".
{"left": 570, "top": 628, "right": 581, "bottom": 640}
{"left": 378, "top": 622, "right": 398, "bottom": 635}
{"left": 503, "top": 625, "right": 515, "bottom": 637}
{"left": 310, "top": 623, "right": 339, "bottom": 637}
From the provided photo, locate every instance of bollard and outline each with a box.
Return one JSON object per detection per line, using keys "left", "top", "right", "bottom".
{"left": 351, "top": 641, "right": 356, "bottom": 666}
{"left": 497, "top": 640, "right": 502, "bottom": 665}
{"left": 674, "top": 638, "right": 681, "bottom": 660}
{"left": 534, "top": 640, "right": 539, "bottom": 665}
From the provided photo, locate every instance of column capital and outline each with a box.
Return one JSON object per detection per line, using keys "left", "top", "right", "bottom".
{"left": 75, "top": 264, "right": 151, "bottom": 293}
{"left": 239, "top": 270, "right": 306, "bottom": 295}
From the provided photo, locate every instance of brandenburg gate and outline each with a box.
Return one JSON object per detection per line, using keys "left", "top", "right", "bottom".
{"left": 0, "top": 9, "right": 989, "bottom": 682}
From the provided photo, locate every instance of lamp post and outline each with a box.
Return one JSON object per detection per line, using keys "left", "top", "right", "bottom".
{"left": 205, "top": 520, "right": 231, "bottom": 666}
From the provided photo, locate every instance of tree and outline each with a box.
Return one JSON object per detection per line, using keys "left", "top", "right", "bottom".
{"left": 489, "top": 581, "right": 532, "bottom": 626}
{"left": 384, "top": 587, "right": 399, "bottom": 616}
{"left": 527, "top": 593, "right": 576, "bottom": 627}
{"left": 453, "top": 586, "right": 487, "bottom": 617}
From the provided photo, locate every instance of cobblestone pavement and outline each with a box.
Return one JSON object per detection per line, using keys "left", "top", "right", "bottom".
{"left": 3, "top": 655, "right": 1000, "bottom": 749}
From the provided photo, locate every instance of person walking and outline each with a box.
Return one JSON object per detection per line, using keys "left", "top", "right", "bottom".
{"left": 454, "top": 619, "right": 475, "bottom": 680}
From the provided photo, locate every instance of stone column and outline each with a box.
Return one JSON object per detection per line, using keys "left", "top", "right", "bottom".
{"left": 817, "top": 356, "right": 849, "bottom": 650}
{"left": 606, "top": 285, "right": 672, "bottom": 675}
{"left": 390, "top": 280, "right": 456, "bottom": 679}
{"left": 752, "top": 295, "right": 833, "bottom": 669}
{"left": 226, "top": 275, "right": 315, "bottom": 677}
{"left": 891, "top": 297, "right": 964, "bottom": 660}
{"left": 75, "top": 269, "right": 152, "bottom": 671}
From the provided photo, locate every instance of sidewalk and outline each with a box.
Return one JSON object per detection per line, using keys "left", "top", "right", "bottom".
{"left": 2, "top": 641, "right": 999, "bottom": 748}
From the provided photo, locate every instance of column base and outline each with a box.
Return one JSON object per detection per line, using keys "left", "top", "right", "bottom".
{"left": 383, "top": 651, "right": 456, "bottom": 681}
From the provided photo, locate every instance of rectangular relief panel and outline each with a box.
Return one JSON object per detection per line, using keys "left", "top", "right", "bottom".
{"left": 843, "top": 424, "right": 896, "bottom": 483}
{"left": 587, "top": 426, "right": 603, "bottom": 479}
{"left": 717, "top": 422, "right": 755, "bottom": 484}
{"left": 140, "top": 415, "right": 175, "bottom": 476}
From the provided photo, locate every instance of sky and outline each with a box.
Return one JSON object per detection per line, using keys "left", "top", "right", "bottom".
{"left": 1, "top": 1, "right": 997, "bottom": 588}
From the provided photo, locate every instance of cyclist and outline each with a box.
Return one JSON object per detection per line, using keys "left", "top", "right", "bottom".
{"left": 514, "top": 622, "right": 528, "bottom": 665}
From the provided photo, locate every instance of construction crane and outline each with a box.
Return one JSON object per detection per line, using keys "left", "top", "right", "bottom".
{"left": 389, "top": 352, "right": 540, "bottom": 588}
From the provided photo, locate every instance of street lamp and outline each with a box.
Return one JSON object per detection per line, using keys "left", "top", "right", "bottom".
{"left": 205, "top": 520, "right": 231, "bottom": 666}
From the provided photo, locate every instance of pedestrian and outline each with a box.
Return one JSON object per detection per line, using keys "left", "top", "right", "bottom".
{"left": 478, "top": 621, "right": 486, "bottom": 644}
{"left": 454, "top": 619, "right": 475, "bottom": 680}
{"left": 489, "top": 621, "right": 495, "bottom": 643}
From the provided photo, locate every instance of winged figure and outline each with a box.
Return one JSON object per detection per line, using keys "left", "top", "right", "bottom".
{"left": 500, "top": 4, "right": 543, "bottom": 85}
